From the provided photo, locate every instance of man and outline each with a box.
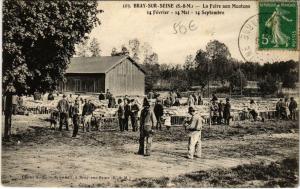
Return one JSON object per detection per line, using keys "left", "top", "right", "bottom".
{"left": 124, "top": 98, "right": 131, "bottom": 131}
{"left": 210, "top": 100, "right": 218, "bottom": 124}
{"left": 138, "top": 98, "right": 157, "bottom": 156}
{"left": 223, "top": 98, "right": 231, "bottom": 125}
{"left": 218, "top": 100, "right": 224, "bottom": 124}
{"left": 184, "top": 107, "right": 203, "bottom": 159}
{"left": 82, "top": 100, "right": 95, "bottom": 132}
{"left": 72, "top": 100, "right": 80, "bottom": 137}
{"left": 57, "top": 94, "right": 70, "bottom": 131}
{"left": 154, "top": 99, "right": 164, "bottom": 130}
{"left": 131, "top": 99, "right": 140, "bottom": 132}
{"left": 117, "top": 99, "right": 125, "bottom": 132}
{"left": 289, "top": 97, "right": 297, "bottom": 121}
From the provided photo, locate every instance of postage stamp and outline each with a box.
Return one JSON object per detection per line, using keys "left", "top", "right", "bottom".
{"left": 258, "top": 2, "right": 298, "bottom": 50}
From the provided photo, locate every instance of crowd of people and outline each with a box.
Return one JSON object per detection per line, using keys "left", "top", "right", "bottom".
{"left": 6, "top": 89, "right": 298, "bottom": 159}
{"left": 276, "top": 97, "right": 298, "bottom": 120}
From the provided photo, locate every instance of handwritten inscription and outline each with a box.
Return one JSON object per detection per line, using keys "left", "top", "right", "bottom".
{"left": 173, "top": 20, "right": 198, "bottom": 34}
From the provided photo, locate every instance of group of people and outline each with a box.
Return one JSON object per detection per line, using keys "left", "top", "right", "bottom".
{"left": 117, "top": 97, "right": 140, "bottom": 132}
{"left": 210, "top": 96, "right": 231, "bottom": 125}
{"left": 276, "top": 97, "right": 298, "bottom": 120}
{"left": 55, "top": 94, "right": 96, "bottom": 137}
{"left": 135, "top": 97, "right": 204, "bottom": 159}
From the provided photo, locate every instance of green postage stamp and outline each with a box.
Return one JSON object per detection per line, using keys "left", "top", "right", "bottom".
{"left": 258, "top": 1, "right": 298, "bottom": 50}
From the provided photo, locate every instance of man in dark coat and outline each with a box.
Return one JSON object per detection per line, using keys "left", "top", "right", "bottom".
{"left": 57, "top": 94, "right": 70, "bottom": 131}
{"left": 218, "top": 100, "right": 224, "bottom": 124}
{"left": 124, "top": 98, "right": 131, "bottom": 131}
{"left": 138, "top": 98, "right": 156, "bottom": 156}
{"left": 289, "top": 97, "right": 297, "bottom": 121}
{"left": 117, "top": 99, "right": 125, "bottom": 132}
{"left": 72, "top": 100, "right": 80, "bottom": 137}
{"left": 154, "top": 99, "right": 164, "bottom": 130}
{"left": 223, "top": 98, "right": 231, "bottom": 125}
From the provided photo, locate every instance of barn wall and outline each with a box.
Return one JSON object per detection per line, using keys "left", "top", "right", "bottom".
{"left": 60, "top": 73, "right": 105, "bottom": 93}
{"left": 105, "top": 59, "right": 145, "bottom": 96}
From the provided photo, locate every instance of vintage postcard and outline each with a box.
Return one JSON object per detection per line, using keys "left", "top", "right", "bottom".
{"left": 1, "top": 0, "right": 299, "bottom": 188}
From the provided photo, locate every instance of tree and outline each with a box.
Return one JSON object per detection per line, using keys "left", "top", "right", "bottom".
{"left": 206, "top": 40, "right": 231, "bottom": 81}
{"left": 282, "top": 72, "right": 298, "bottom": 89}
{"left": 77, "top": 38, "right": 89, "bottom": 57}
{"left": 2, "top": 0, "right": 101, "bottom": 140}
{"left": 258, "top": 74, "right": 278, "bottom": 96}
{"left": 229, "top": 70, "right": 247, "bottom": 93}
{"left": 89, "top": 37, "right": 101, "bottom": 57}
{"left": 128, "top": 38, "right": 140, "bottom": 63}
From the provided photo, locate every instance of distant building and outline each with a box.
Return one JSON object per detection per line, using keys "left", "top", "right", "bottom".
{"left": 59, "top": 55, "right": 145, "bottom": 96}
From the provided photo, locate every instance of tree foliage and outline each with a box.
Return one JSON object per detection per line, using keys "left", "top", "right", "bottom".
{"left": 229, "top": 70, "right": 248, "bottom": 91}
{"left": 3, "top": 0, "right": 102, "bottom": 95}
{"left": 258, "top": 73, "right": 278, "bottom": 95}
{"left": 89, "top": 37, "right": 101, "bottom": 57}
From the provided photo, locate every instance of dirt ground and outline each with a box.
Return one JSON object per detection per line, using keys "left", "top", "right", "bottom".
{"left": 1, "top": 115, "right": 299, "bottom": 187}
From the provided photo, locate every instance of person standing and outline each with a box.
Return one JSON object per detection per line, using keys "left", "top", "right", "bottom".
{"left": 131, "top": 99, "right": 140, "bottom": 132}
{"left": 289, "top": 97, "right": 297, "bottom": 121}
{"left": 154, "top": 99, "right": 164, "bottom": 130}
{"left": 82, "top": 100, "right": 94, "bottom": 132}
{"left": 72, "top": 100, "right": 80, "bottom": 137}
{"left": 138, "top": 98, "right": 156, "bottom": 156}
{"left": 124, "top": 98, "right": 131, "bottom": 131}
{"left": 223, "top": 98, "right": 231, "bottom": 125}
{"left": 218, "top": 100, "right": 224, "bottom": 124}
{"left": 117, "top": 99, "right": 125, "bottom": 132}
{"left": 57, "top": 94, "right": 70, "bottom": 131}
{"left": 184, "top": 107, "right": 203, "bottom": 159}
{"left": 210, "top": 100, "right": 219, "bottom": 124}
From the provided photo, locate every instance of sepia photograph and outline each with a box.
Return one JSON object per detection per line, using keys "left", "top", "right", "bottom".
{"left": 1, "top": 0, "right": 299, "bottom": 187}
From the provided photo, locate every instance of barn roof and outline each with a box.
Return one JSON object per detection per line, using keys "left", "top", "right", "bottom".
{"left": 66, "top": 55, "right": 145, "bottom": 74}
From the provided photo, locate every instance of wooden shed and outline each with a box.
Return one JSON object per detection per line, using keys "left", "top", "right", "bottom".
{"left": 59, "top": 55, "right": 145, "bottom": 96}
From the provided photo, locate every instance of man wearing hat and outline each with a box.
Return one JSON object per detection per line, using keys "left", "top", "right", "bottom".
{"left": 154, "top": 99, "right": 164, "bottom": 130}
{"left": 138, "top": 98, "right": 157, "bottom": 156}
{"left": 72, "top": 99, "right": 80, "bottom": 137}
{"left": 184, "top": 106, "right": 203, "bottom": 159}
{"left": 57, "top": 94, "right": 70, "bottom": 131}
{"left": 223, "top": 98, "right": 231, "bottom": 125}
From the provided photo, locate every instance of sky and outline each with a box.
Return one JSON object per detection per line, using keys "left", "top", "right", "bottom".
{"left": 88, "top": 1, "right": 299, "bottom": 64}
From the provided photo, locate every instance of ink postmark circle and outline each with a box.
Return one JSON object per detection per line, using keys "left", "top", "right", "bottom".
{"left": 238, "top": 14, "right": 293, "bottom": 63}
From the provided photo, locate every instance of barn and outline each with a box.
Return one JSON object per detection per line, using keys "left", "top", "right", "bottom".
{"left": 59, "top": 55, "right": 145, "bottom": 96}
